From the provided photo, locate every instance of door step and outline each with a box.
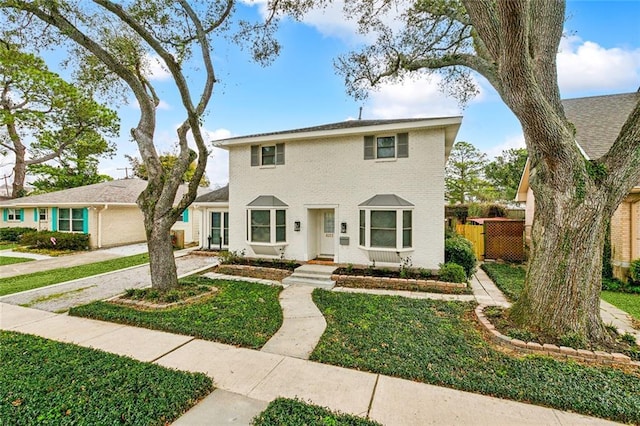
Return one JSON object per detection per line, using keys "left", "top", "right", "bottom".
{"left": 282, "top": 264, "right": 337, "bottom": 289}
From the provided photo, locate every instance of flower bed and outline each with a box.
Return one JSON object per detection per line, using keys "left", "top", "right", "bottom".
{"left": 215, "top": 264, "right": 292, "bottom": 281}
{"left": 332, "top": 274, "right": 470, "bottom": 294}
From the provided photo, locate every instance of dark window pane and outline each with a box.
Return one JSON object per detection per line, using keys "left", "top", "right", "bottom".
{"left": 212, "top": 212, "right": 221, "bottom": 228}
{"left": 403, "top": 230, "right": 412, "bottom": 248}
{"left": 376, "top": 136, "right": 395, "bottom": 158}
{"left": 276, "top": 210, "right": 286, "bottom": 226}
{"left": 371, "top": 211, "right": 396, "bottom": 228}
{"left": 59, "top": 220, "right": 70, "bottom": 231}
{"left": 261, "top": 146, "right": 276, "bottom": 165}
{"left": 251, "top": 226, "right": 270, "bottom": 243}
{"left": 276, "top": 226, "right": 286, "bottom": 242}
{"left": 251, "top": 210, "right": 270, "bottom": 226}
{"left": 72, "top": 220, "right": 84, "bottom": 232}
{"left": 59, "top": 209, "right": 70, "bottom": 220}
{"left": 211, "top": 229, "right": 221, "bottom": 245}
{"left": 371, "top": 229, "right": 396, "bottom": 248}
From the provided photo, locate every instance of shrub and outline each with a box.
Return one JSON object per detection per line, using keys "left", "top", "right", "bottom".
{"left": 438, "top": 262, "right": 467, "bottom": 283}
{"left": 445, "top": 235, "right": 477, "bottom": 278}
{"left": 20, "top": 230, "right": 90, "bottom": 251}
{"left": 0, "top": 227, "right": 36, "bottom": 242}
{"left": 629, "top": 258, "right": 640, "bottom": 285}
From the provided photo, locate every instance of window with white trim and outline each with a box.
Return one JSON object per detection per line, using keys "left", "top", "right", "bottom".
{"left": 359, "top": 209, "right": 412, "bottom": 249}
{"left": 248, "top": 209, "right": 286, "bottom": 243}
{"left": 358, "top": 194, "right": 414, "bottom": 250}
{"left": 364, "top": 133, "right": 409, "bottom": 160}
{"left": 39, "top": 208, "right": 48, "bottom": 221}
{"left": 211, "top": 211, "right": 229, "bottom": 247}
{"left": 251, "top": 143, "right": 285, "bottom": 166}
{"left": 7, "top": 208, "right": 21, "bottom": 222}
{"left": 58, "top": 208, "right": 84, "bottom": 232}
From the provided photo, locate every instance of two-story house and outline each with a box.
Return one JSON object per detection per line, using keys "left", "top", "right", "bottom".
{"left": 200, "top": 117, "right": 461, "bottom": 270}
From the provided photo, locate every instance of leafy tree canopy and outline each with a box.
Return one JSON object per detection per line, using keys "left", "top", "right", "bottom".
{"left": 126, "top": 152, "right": 210, "bottom": 187}
{"left": 484, "top": 147, "right": 528, "bottom": 202}
{"left": 445, "top": 141, "right": 489, "bottom": 204}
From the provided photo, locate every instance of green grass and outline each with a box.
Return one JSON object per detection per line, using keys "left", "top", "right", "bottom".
{"left": 1, "top": 330, "right": 213, "bottom": 425}
{"left": 602, "top": 291, "right": 640, "bottom": 322}
{"left": 70, "top": 276, "right": 283, "bottom": 349}
{"left": 0, "top": 242, "right": 18, "bottom": 250}
{"left": 0, "top": 252, "right": 149, "bottom": 296}
{"left": 481, "top": 262, "right": 525, "bottom": 301}
{"left": 253, "top": 398, "right": 381, "bottom": 426}
{"left": 0, "top": 256, "right": 34, "bottom": 266}
{"left": 310, "top": 290, "right": 640, "bottom": 424}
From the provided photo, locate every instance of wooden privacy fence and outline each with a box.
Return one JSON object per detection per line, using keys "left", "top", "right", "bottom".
{"left": 455, "top": 219, "right": 525, "bottom": 262}
{"left": 455, "top": 223, "right": 485, "bottom": 260}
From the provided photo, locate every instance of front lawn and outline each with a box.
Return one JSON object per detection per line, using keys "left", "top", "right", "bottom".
{"left": 253, "top": 398, "right": 380, "bottom": 426}
{"left": 602, "top": 291, "right": 640, "bottom": 323}
{"left": 0, "top": 252, "right": 149, "bottom": 296}
{"left": 480, "top": 262, "right": 524, "bottom": 301}
{"left": 0, "top": 256, "right": 34, "bottom": 266}
{"left": 0, "top": 243, "right": 18, "bottom": 251}
{"left": 70, "top": 276, "right": 282, "bottom": 349}
{"left": 0, "top": 331, "right": 212, "bottom": 425}
{"left": 310, "top": 290, "right": 640, "bottom": 424}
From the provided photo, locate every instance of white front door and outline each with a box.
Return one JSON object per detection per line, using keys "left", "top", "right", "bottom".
{"left": 319, "top": 209, "right": 335, "bottom": 257}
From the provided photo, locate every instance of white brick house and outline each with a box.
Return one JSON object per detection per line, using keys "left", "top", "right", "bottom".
{"left": 206, "top": 118, "right": 461, "bottom": 270}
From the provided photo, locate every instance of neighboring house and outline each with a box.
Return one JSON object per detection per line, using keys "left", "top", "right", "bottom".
{"left": 0, "top": 179, "right": 205, "bottom": 249}
{"left": 516, "top": 92, "right": 640, "bottom": 280}
{"left": 202, "top": 117, "right": 461, "bottom": 270}
{"left": 194, "top": 184, "right": 229, "bottom": 250}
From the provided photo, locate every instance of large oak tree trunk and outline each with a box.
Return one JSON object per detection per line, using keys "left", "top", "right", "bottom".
{"left": 145, "top": 215, "right": 178, "bottom": 292}
{"left": 11, "top": 143, "right": 26, "bottom": 198}
{"left": 511, "top": 185, "right": 610, "bottom": 343}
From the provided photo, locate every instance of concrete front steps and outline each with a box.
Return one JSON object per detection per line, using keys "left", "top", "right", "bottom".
{"left": 282, "top": 264, "right": 337, "bottom": 289}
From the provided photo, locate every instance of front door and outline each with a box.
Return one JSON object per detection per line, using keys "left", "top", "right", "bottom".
{"left": 318, "top": 209, "right": 335, "bottom": 258}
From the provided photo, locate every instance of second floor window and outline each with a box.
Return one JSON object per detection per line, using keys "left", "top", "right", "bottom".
{"left": 251, "top": 143, "right": 285, "bottom": 166}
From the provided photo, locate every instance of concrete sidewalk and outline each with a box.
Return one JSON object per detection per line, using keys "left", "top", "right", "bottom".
{"left": 0, "top": 242, "right": 151, "bottom": 280}
{"left": 0, "top": 302, "right": 620, "bottom": 425}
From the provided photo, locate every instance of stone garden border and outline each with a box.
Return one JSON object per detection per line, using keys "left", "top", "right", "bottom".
{"left": 475, "top": 304, "right": 640, "bottom": 367}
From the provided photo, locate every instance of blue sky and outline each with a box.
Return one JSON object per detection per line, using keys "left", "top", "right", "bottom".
{"left": 10, "top": 1, "right": 640, "bottom": 188}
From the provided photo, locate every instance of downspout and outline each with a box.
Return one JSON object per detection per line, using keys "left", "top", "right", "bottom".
{"left": 631, "top": 200, "right": 639, "bottom": 261}
{"left": 98, "top": 204, "right": 108, "bottom": 248}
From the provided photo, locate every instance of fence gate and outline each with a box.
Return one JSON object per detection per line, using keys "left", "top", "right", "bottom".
{"left": 484, "top": 220, "right": 525, "bottom": 262}
{"left": 455, "top": 223, "right": 485, "bottom": 260}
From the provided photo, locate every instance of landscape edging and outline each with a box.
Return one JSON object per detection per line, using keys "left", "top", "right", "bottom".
{"left": 475, "top": 304, "right": 640, "bottom": 367}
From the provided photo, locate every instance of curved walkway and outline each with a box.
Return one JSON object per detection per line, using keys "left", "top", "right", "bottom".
{"left": 261, "top": 285, "right": 327, "bottom": 359}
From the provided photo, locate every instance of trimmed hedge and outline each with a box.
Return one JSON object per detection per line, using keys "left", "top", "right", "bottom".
{"left": 21, "top": 230, "right": 90, "bottom": 251}
{"left": 438, "top": 262, "right": 467, "bottom": 283}
{"left": 0, "top": 227, "right": 36, "bottom": 242}
{"left": 444, "top": 235, "right": 477, "bottom": 278}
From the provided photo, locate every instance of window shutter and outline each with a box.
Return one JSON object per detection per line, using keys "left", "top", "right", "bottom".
{"left": 397, "top": 133, "right": 409, "bottom": 158}
{"left": 364, "top": 136, "right": 374, "bottom": 159}
{"left": 52, "top": 208, "right": 58, "bottom": 231}
{"left": 183, "top": 209, "right": 189, "bottom": 223}
{"left": 34, "top": 208, "right": 38, "bottom": 222}
{"left": 275, "top": 143, "right": 285, "bottom": 165}
{"left": 19, "top": 209, "right": 24, "bottom": 222}
{"left": 2, "top": 209, "right": 7, "bottom": 222}
{"left": 251, "top": 145, "right": 259, "bottom": 166}
{"left": 82, "top": 208, "right": 89, "bottom": 234}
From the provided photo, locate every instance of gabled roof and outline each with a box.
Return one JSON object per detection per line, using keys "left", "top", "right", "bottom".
{"left": 562, "top": 92, "right": 640, "bottom": 160}
{"left": 516, "top": 92, "right": 640, "bottom": 200}
{"left": 214, "top": 117, "right": 462, "bottom": 159}
{"left": 0, "top": 179, "right": 209, "bottom": 207}
{"left": 194, "top": 184, "right": 228, "bottom": 203}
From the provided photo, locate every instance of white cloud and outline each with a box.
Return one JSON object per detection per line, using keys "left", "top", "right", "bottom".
{"left": 157, "top": 100, "right": 171, "bottom": 110}
{"left": 486, "top": 134, "right": 526, "bottom": 159}
{"left": 128, "top": 98, "right": 171, "bottom": 111}
{"left": 200, "top": 128, "right": 232, "bottom": 187}
{"left": 557, "top": 35, "right": 640, "bottom": 94}
{"left": 145, "top": 54, "right": 172, "bottom": 81}
{"left": 366, "top": 73, "right": 485, "bottom": 119}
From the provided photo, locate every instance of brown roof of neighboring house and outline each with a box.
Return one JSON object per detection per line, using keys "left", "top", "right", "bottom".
{"left": 0, "top": 179, "right": 209, "bottom": 206}
{"left": 563, "top": 92, "right": 640, "bottom": 159}
{"left": 194, "top": 184, "right": 228, "bottom": 203}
